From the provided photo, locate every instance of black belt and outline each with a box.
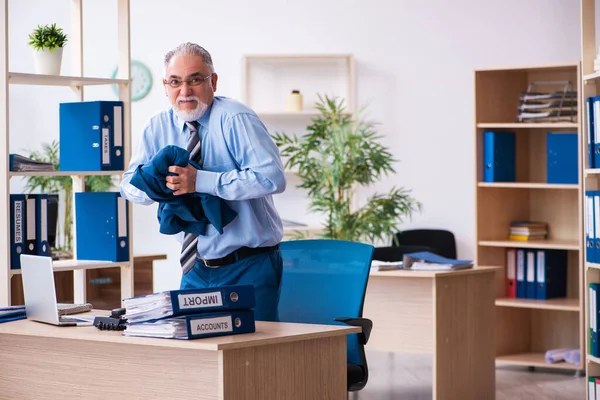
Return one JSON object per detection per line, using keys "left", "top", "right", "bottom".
{"left": 197, "top": 244, "right": 280, "bottom": 268}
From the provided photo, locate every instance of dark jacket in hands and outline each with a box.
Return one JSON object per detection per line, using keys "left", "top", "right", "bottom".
{"left": 130, "top": 145, "right": 237, "bottom": 236}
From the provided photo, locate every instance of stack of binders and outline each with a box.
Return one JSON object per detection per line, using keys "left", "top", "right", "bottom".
{"left": 505, "top": 248, "right": 567, "bottom": 299}
{"left": 122, "top": 284, "right": 256, "bottom": 339}
{"left": 9, "top": 194, "right": 51, "bottom": 269}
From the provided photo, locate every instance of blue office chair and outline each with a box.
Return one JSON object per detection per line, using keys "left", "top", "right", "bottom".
{"left": 278, "top": 239, "right": 374, "bottom": 393}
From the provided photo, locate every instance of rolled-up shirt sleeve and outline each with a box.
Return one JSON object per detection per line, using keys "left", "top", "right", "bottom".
{"left": 195, "top": 113, "right": 286, "bottom": 200}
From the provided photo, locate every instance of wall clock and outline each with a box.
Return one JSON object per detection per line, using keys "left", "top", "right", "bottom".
{"left": 111, "top": 59, "right": 153, "bottom": 101}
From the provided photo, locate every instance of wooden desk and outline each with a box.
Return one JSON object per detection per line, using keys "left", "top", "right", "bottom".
{"left": 363, "top": 266, "right": 499, "bottom": 400}
{"left": 0, "top": 317, "right": 359, "bottom": 400}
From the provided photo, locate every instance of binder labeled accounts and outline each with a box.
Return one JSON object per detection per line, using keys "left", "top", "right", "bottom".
{"left": 59, "top": 100, "right": 124, "bottom": 171}
{"left": 124, "top": 309, "right": 256, "bottom": 339}
{"left": 123, "top": 284, "right": 256, "bottom": 323}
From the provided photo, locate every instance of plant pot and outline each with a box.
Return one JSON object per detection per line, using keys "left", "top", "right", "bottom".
{"left": 32, "top": 47, "right": 63, "bottom": 75}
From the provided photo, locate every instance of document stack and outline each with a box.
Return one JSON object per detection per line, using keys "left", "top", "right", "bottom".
{"left": 9, "top": 154, "right": 54, "bottom": 172}
{"left": 402, "top": 251, "right": 473, "bottom": 271}
{"left": 508, "top": 221, "right": 548, "bottom": 241}
{"left": 517, "top": 81, "right": 577, "bottom": 123}
{"left": 0, "top": 306, "right": 26, "bottom": 323}
{"left": 122, "top": 284, "right": 256, "bottom": 340}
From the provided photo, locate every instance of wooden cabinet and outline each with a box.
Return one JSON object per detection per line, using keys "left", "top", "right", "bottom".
{"left": 474, "top": 63, "right": 584, "bottom": 371}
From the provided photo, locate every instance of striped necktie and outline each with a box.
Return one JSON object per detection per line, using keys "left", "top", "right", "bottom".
{"left": 180, "top": 121, "right": 201, "bottom": 274}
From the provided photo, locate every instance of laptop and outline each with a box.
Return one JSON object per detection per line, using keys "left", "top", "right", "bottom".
{"left": 20, "top": 254, "right": 94, "bottom": 326}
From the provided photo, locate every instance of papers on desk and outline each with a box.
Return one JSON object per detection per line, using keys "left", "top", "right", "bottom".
{"left": 9, "top": 154, "right": 54, "bottom": 172}
{"left": 370, "top": 260, "right": 403, "bottom": 271}
{"left": 403, "top": 251, "right": 473, "bottom": 271}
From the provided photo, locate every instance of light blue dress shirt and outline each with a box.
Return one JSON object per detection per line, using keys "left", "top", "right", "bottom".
{"left": 120, "top": 96, "right": 286, "bottom": 260}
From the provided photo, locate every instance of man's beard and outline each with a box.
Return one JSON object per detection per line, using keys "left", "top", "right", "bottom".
{"left": 173, "top": 96, "right": 208, "bottom": 121}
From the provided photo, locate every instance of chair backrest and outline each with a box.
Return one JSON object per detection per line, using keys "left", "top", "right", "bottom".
{"left": 394, "top": 229, "right": 457, "bottom": 259}
{"left": 278, "top": 239, "right": 374, "bottom": 367}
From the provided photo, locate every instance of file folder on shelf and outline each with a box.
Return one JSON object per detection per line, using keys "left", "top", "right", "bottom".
{"left": 594, "top": 97, "right": 600, "bottom": 169}
{"left": 587, "top": 96, "right": 595, "bottom": 169}
{"left": 586, "top": 191, "right": 596, "bottom": 264}
{"left": 123, "top": 309, "right": 256, "bottom": 340}
{"left": 483, "top": 131, "right": 515, "bottom": 182}
{"left": 59, "top": 101, "right": 124, "bottom": 172}
{"left": 75, "top": 192, "right": 129, "bottom": 262}
{"left": 546, "top": 132, "right": 578, "bottom": 184}
{"left": 10, "top": 194, "right": 26, "bottom": 270}
{"left": 516, "top": 249, "right": 526, "bottom": 298}
{"left": 24, "top": 195, "right": 36, "bottom": 256}
{"left": 123, "top": 284, "right": 256, "bottom": 323}
{"left": 535, "top": 249, "right": 567, "bottom": 300}
{"left": 506, "top": 249, "right": 516, "bottom": 298}
{"left": 525, "top": 250, "right": 537, "bottom": 299}
{"left": 28, "top": 194, "right": 50, "bottom": 257}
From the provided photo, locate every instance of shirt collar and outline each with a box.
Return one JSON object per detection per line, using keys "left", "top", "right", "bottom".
{"left": 174, "top": 101, "right": 214, "bottom": 133}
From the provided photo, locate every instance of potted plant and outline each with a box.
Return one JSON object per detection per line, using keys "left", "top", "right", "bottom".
{"left": 271, "top": 94, "right": 422, "bottom": 244}
{"left": 24, "top": 140, "right": 115, "bottom": 257}
{"left": 28, "top": 23, "right": 68, "bottom": 75}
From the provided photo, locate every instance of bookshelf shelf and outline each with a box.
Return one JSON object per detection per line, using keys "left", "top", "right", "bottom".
{"left": 9, "top": 170, "right": 124, "bottom": 177}
{"left": 478, "top": 239, "right": 580, "bottom": 250}
{"left": 475, "top": 63, "right": 583, "bottom": 372}
{"left": 495, "top": 297, "right": 580, "bottom": 311}
{"left": 8, "top": 72, "right": 128, "bottom": 87}
{"left": 584, "top": 169, "right": 600, "bottom": 176}
{"left": 588, "top": 355, "right": 600, "bottom": 365}
{"left": 476, "top": 122, "right": 579, "bottom": 129}
{"left": 496, "top": 353, "right": 581, "bottom": 370}
{"left": 583, "top": 71, "right": 600, "bottom": 82}
{"left": 477, "top": 182, "right": 578, "bottom": 190}
{"left": 9, "top": 260, "right": 130, "bottom": 276}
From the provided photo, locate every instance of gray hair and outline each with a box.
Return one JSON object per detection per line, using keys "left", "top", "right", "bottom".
{"left": 164, "top": 42, "right": 214, "bottom": 72}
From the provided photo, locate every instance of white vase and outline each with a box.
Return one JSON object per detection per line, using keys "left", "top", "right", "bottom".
{"left": 32, "top": 47, "right": 63, "bottom": 75}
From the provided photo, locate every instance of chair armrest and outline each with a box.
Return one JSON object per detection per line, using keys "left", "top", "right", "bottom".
{"left": 334, "top": 317, "right": 373, "bottom": 345}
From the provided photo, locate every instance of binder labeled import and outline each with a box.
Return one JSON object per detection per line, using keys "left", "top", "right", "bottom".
{"left": 123, "top": 284, "right": 256, "bottom": 323}
{"left": 75, "top": 192, "right": 129, "bottom": 262}
{"left": 59, "top": 101, "right": 124, "bottom": 171}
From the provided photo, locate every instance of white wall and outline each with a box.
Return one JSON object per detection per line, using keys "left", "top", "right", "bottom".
{"left": 8, "top": 0, "right": 581, "bottom": 291}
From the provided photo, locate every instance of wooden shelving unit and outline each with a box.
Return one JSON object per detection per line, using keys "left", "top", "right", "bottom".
{"left": 581, "top": 0, "right": 600, "bottom": 392}
{"left": 0, "top": 0, "right": 134, "bottom": 306}
{"left": 474, "top": 63, "right": 584, "bottom": 372}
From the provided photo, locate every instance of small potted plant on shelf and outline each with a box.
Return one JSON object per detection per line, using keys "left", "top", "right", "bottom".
{"left": 271, "top": 94, "right": 422, "bottom": 243}
{"left": 28, "top": 23, "right": 68, "bottom": 75}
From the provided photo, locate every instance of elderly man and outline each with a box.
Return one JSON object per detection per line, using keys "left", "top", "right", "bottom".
{"left": 120, "top": 42, "right": 286, "bottom": 321}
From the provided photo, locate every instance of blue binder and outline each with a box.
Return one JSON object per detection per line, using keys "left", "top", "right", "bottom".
{"left": 126, "top": 309, "right": 256, "bottom": 340}
{"left": 516, "top": 249, "right": 526, "bottom": 298}
{"left": 587, "top": 96, "right": 595, "bottom": 168}
{"left": 75, "top": 192, "right": 129, "bottom": 262}
{"left": 525, "top": 250, "right": 537, "bottom": 299}
{"left": 59, "top": 101, "right": 124, "bottom": 172}
{"left": 29, "top": 194, "right": 50, "bottom": 256}
{"left": 123, "top": 284, "right": 256, "bottom": 323}
{"left": 483, "top": 131, "right": 515, "bottom": 182}
{"left": 594, "top": 97, "right": 600, "bottom": 169}
{"left": 586, "top": 191, "right": 596, "bottom": 263}
{"left": 535, "top": 249, "right": 567, "bottom": 299}
{"left": 546, "top": 132, "right": 578, "bottom": 184}
{"left": 10, "top": 194, "right": 26, "bottom": 270}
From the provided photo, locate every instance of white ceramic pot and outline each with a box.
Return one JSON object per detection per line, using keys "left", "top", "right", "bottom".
{"left": 32, "top": 47, "right": 63, "bottom": 75}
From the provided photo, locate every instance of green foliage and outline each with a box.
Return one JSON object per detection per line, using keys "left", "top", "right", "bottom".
{"left": 28, "top": 23, "right": 68, "bottom": 52}
{"left": 271, "top": 94, "right": 422, "bottom": 243}
{"left": 24, "top": 140, "right": 116, "bottom": 251}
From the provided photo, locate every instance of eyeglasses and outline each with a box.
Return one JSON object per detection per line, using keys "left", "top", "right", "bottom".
{"left": 163, "top": 73, "right": 213, "bottom": 89}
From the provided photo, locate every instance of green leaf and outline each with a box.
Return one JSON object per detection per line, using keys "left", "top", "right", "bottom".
{"left": 28, "top": 23, "right": 68, "bottom": 51}
{"left": 271, "top": 94, "right": 422, "bottom": 244}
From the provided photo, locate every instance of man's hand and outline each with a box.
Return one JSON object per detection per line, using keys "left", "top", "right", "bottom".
{"left": 166, "top": 165, "right": 197, "bottom": 195}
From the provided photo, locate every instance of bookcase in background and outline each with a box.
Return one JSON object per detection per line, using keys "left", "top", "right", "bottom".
{"left": 581, "top": 0, "right": 600, "bottom": 394}
{"left": 0, "top": 0, "right": 134, "bottom": 306}
{"left": 241, "top": 54, "right": 356, "bottom": 235}
{"left": 474, "top": 63, "right": 584, "bottom": 372}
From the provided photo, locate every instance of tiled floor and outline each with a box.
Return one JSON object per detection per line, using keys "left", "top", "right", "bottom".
{"left": 354, "top": 351, "right": 585, "bottom": 400}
